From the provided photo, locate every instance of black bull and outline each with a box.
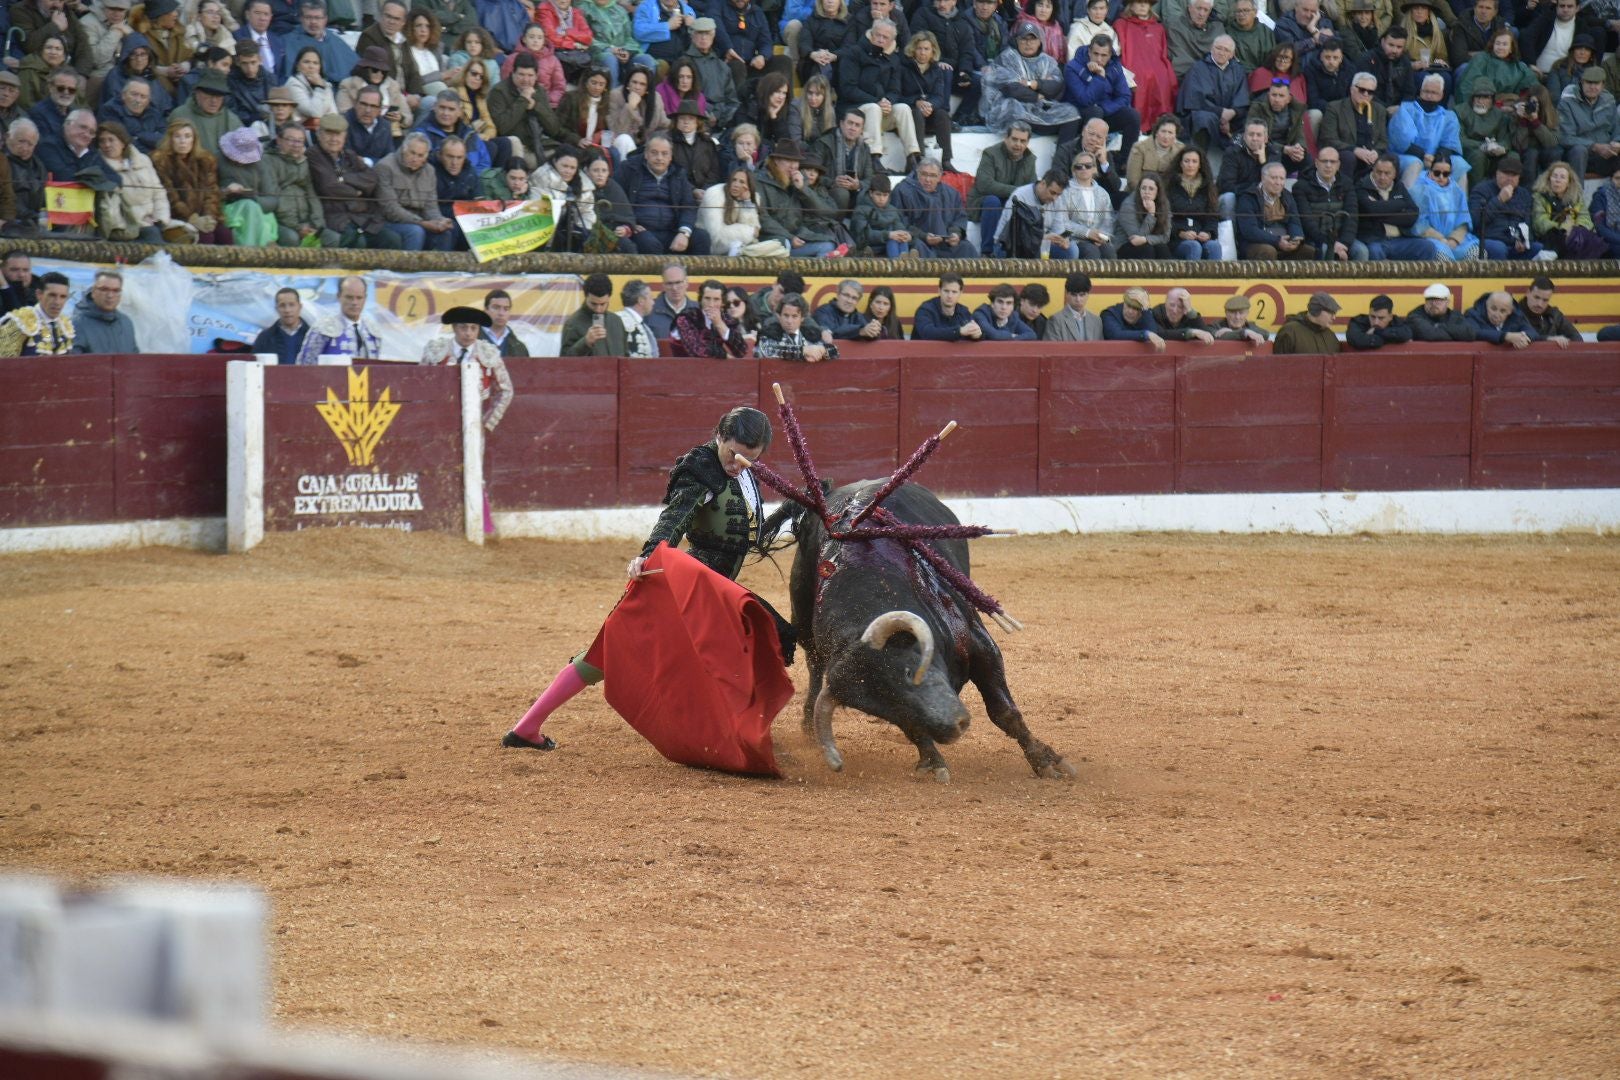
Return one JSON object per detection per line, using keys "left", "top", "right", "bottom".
{"left": 788, "top": 481, "right": 1075, "bottom": 782}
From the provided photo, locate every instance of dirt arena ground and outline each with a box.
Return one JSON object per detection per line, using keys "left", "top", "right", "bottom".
{"left": 2, "top": 529, "right": 1617, "bottom": 1078}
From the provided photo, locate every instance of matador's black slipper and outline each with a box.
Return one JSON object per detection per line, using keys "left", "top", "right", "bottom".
{"left": 502, "top": 731, "right": 557, "bottom": 751}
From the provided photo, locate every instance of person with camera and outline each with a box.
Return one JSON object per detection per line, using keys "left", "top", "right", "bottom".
{"left": 562, "top": 273, "right": 629, "bottom": 356}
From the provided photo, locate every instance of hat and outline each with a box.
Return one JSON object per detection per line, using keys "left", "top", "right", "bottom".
{"left": 74, "top": 166, "right": 120, "bottom": 193}
{"left": 1422, "top": 283, "right": 1450, "bottom": 301}
{"left": 1496, "top": 153, "right": 1523, "bottom": 174}
{"left": 1572, "top": 33, "right": 1599, "bottom": 51}
{"left": 801, "top": 150, "right": 829, "bottom": 171}
{"left": 1582, "top": 66, "right": 1606, "bottom": 83}
{"left": 193, "top": 70, "right": 229, "bottom": 96}
{"left": 767, "top": 139, "right": 805, "bottom": 162}
{"left": 1469, "top": 77, "right": 1495, "bottom": 97}
{"left": 145, "top": 0, "right": 178, "bottom": 17}
{"left": 1013, "top": 20, "right": 1043, "bottom": 38}
{"left": 671, "top": 99, "right": 707, "bottom": 122}
{"left": 356, "top": 46, "right": 392, "bottom": 72}
{"left": 1398, "top": 0, "right": 1430, "bottom": 9}
{"left": 267, "top": 86, "right": 297, "bottom": 104}
{"left": 318, "top": 112, "right": 349, "bottom": 133}
{"left": 691, "top": 16, "right": 717, "bottom": 30}
{"left": 1307, "top": 291, "right": 1340, "bottom": 314}
{"left": 1225, "top": 295, "right": 1251, "bottom": 312}
{"left": 0, "top": 71, "right": 19, "bottom": 88}
{"left": 218, "top": 126, "right": 262, "bottom": 164}
{"left": 1346, "top": 0, "right": 1376, "bottom": 10}
{"left": 442, "top": 305, "right": 492, "bottom": 328}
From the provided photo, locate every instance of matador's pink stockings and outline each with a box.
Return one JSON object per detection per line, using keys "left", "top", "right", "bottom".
{"left": 511, "top": 664, "right": 587, "bottom": 740}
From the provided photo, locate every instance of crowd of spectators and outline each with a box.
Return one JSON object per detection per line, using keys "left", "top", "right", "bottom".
{"left": 0, "top": 253, "right": 1612, "bottom": 357}
{"left": 0, "top": 0, "right": 1617, "bottom": 260}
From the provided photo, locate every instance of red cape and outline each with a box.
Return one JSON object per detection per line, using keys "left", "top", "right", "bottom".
{"left": 585, "top": 543, "right": 793, "bottom": 777}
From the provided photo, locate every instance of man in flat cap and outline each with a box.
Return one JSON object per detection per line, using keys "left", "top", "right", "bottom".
{"left": 1558, "top": 67, "right": 1620, "bottom": 182}
{"left": 1273, "top": 291, "right": 1341, "bottom": 354}
{"left": 1213, "top": 295, "right": 1269, "bottom": 343}
{"left": 420, "top": 304, "right": 513, "bottom": 433}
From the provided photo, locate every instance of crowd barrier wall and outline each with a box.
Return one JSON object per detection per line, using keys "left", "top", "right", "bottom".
{"left": 3, "top": 345, "right": 1617, "bottom": 534}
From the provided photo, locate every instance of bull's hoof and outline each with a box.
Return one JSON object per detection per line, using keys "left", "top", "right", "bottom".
{"left": 822, "top": 745, "right": 845, "bottom": 772}
{"left": 1033, "top": 756, "right": 1077, "bottom": 780}
{"left": 914, "top": 761, "right": 951, "bottom": 784}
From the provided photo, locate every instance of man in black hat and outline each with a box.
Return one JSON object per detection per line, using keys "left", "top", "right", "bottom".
{"left": 562, "top": 273, "right": 629, "bottom": 357}
{"left": 1470, "top": 153, "right": 1541, "bottom": 260}
{"left": 420, "top": 304, "right": 513, "bottom": 433}
{"left": 178, "top": 46, "right": 236, "bottom": 107}
{"left": 755, "top": 140, "right": 844, "bottom": 258}
{"left": 170, "top": 70, "right": 246, "bottom": 158}
{"left": 670, "top": 100, "right": 721, "bottom": 191}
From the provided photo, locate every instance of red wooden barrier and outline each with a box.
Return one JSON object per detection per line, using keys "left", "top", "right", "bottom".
{"left": 902, "top": 353, "right": 1040, "bottom": 496}
{"left": 115, "top": 356, "right": 233, "bottom": 521}
{"left": 616, "top": 359, "right": 756, "bottom": 504}
{"left": 1472, "top": 349, "right": 1620, "bottom": 488}
{"left": 1324, "top": 349, "right": 1475, "bottom": 490}
{"left": 1040, "top": 352, "right": 1176, "bottom": 495}
{"left": 488, "top": 358, "right": 620, "bottom": 508}
{"left": 0, "top": 357, "right": 116, "bottom": 527}
{"left": 763, "top": 359, "right": 901, "bottom": 490}
{"left": 1179, "top": 348, "right": 1324, "bottom": 492}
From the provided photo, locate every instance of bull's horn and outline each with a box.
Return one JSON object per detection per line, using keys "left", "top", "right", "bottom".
{"left": 861, "top": 610, "right": 935, "bottom": 687}
{"left": 812, "top": 686, "right": 844, "bottom": 772}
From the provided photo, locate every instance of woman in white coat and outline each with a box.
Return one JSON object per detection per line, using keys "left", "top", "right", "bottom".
{"left": 697, "top": 166, "right": 790, "bottom": 259}
{"left": 284, "top": 47, "right": 338, "bottom": 123}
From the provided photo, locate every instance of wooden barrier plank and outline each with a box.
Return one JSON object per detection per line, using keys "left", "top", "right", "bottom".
{"left": 1181, "top": 423, "right": 1323, "bottom": 463}
{"left": 902, "top": 356, "right": 1038, "bottom": 496}
{"left": 1479, "top": 388, "right": 1620, "bottom": 427}
{"left": 114, "top": 356, "right": 233, "bottom": 398}
{"left": 0, "top": 356, "right": 114, "bottom": 404}
{"left": 1473, "top": 455, "right": 1620, "bottom": 488}
{"left": 487, "top": 358, "right": 619, "bottom": 508}
{"left": 1178, "top": 354, "right": 1323, "bottom": 492}
{"left": 1181, "top": 460, "right": 1322, "bottom": 492}
{"left": 0, "top": 400, "right": 113, "bottom": 446}
{"left": 1043, "top": 354, "right": 1176, "bottom": 391}
{"left": 1329, "top": 353, "right": 1475, "bottom": 387}
{"left": 1477, "top": 352, "right": 1620, "bottom": 388}
{"left": 1041, "top": 355, "right": 1175, "bottom": 496}
{"left": 618, "top": 360, "right": 757, "bottom": 505}
{"left": 0, "top": 484, "right": 117, "bottom": 527}
{"left": 0, "top": 443, "right": 116, "bottom": 486}
{"left": 1330, "top": 385, "right": 1474, "bottom": 425}
{"left": 1323, "top": 354, "right": 1475, "bottom": 491}
{"left": 1325, "top": 457, "right": 1472, "bottom": 490}
{"left": 1180, "top": 387, "right": 1322, "bottom": 425}
{"left": 1329, "top": 423, "right": 1473, "bottom": 457}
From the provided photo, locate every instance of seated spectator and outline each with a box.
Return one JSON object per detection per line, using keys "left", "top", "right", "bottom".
{"left": 754, "top": 140, "right": 844, "bottom": 258}
{"left": 1345, "top": 293, "right": 1415, "bottom": 349}
{"left": 102, "top": 36, "right": 172, "bottom": 120}
{"left": 982, "top": 22, "right": 1081, "bottom": 147}
{"left": 1168, "top": 0, "right": 1224, "bottom": 83}
{"left": 911, "top": 272, "right": 983, "bottom": 341}
{"left": 862, "top": 285, "right": 904, "bottom": 340}
{"left": 636, "top": 0, "right": 697, "bottom": 72}
{"left": 956, "top": 0, "right": 1004, "bottom": 124}
{"left": 252, "top": 286, "right": 310, "bottom": 364}
{"left": 812, "top": 108, "right": 877, "bottom": 214}
{"left": 852, "top": 174, "right": 917, "bottom": 257}
{"left": 614, "top": 279, "right": 658, "bottom": 358}
{"left": 1235, "top": 162, "right": 1312, "bottom": 259}
{"left": 670, "top": 277, "right": 750, "bottom": 357}
{"left": 1357, "top": 24, "right": 1413, "bottom": 110}
{"left": 668, "top": 100, "right": 722, "bottom": 190}
{"left": 1066, "top": 0, "right": 1113, "bottom": 60}
{"left": 563, "top": 272, "right": 628, "bottom": 356}
{"left": 556, "top": 66, "right": 614, "bottom": 160}
{"left": 646, "top": 262, "right": 692, "bottom": 339}
{"left": 1469, "top": 153, "right": 1542, "bottom": 260}
{"left": 1465, "top": 289, "right": 1540, "bottom": 348}
{"left": 1117, "top": 173, "right": 1173, "bottom": 258}
{"left": 1447, "top": 0, "right": 1504, "bottom": 69}
{"left": 994, "top": 168, "right": 1071, "bottom": 258}
{"left": 420, "top": 306, "right": 513, "bottom": 432}
{"left": 813, "top": 280, "right": 876, "bottom": 340}
{"left": 416, "top": 88, "right": 503, "bottom": 174}
{"left": 1531, "top": 161, "right": 1599, "bottom": 258}
{"left": 1355, "top": 152, "right": 1435, "bottom": 259}
{"left": 73, "top": 270, "right": 140, "bottom": 354}
{"left": 699, "top": 165, "right": 791, "bottom": 258}
{"left": 1126, "top": 114, "right": 1184, "bottom": 193}
{"left": 1273, "top": 0, "right": 1336, "bottom": 65}
{"left": 5, "top": 122, "right": 48, "bottom": 233}
{"left": 1113, "top": 0, "right": 1176, "bottom": 129}
{"left": 969, "top": 123, "right": 1037, "bottom": 253}
{"left": 1167, "top": 145, "right": 1222, "bottom": 259}
{"left": 1246, "top": 77, "right": 1309, "bottom": 172}
{"left": 278, "top": 1, "right": 359, "bottom": 82}
{"left": 1318, "top": 71, "right": 1387, "bottom": 179}
{"left": 1054, "top": 118, "right": 1127, "bottom": 208}
{"left": 1295, "top": 146, "right": 1366, "bottom": 260}
{"left": 178, "top": 46, "right": 238, "bottom": 109}
{"left": 1558, "top": 68, "right": 1620, "bottom": 182}
{"left": 787, "top": 0, "right": 846, "bottom": 88}
{"left": 153, "top": 118, "right": 235, "bottom": 243}
{"left": 99, "top": 78, "right": 167, "bottom": 154}
{"left": 1390, "top": 74, "right": 1468, "bottom": 187}
{"left": 136, "top": 0, "right": 194, "bottom": 97}
{"left": 1044, "top": 272, "right": 1103, "bottom": 341}
{"left": 1216, "top": 118, "right": 1278, "bottom": 218}
{"left": 309, "top": 112, "right": 401, "bottom": 248}
{"left": 532, "top": 146, "right": 596, "bottom": 252}
{"left": 607, "top": 65, "right": 670, "bottom": 160}
{"left": 95, "top": 121, "right": 171, "bottom": 244}
{"left": 1022, "top": 0, "right": 1068, "bottom": 66}
{"left": 972, "top": 283, "right": 1037, "bottom": 341}
{"left": 1407, "top": 282, "right": 1477, "bottom": 340}
{"left": 374, "top": 131, "right": 457, "bottom": 249}
{"left": 1273, "top": 291, "right": 1341, "bottom": 354}
{"left": 1018, "top": 284, "right": 1049, "bottom": 338}
{"left": 0, "top": 72, "right": 21, "bottom": 134}
{"left": 39, "top": 109, "right": 114, "bottom": 186}
{"left": 892, "top": 157, "right": 979, "bottom": 258}
{"left": 344, "top": 86, "right": 399, "bottom": 164}
{"left": 1052, "top": 151, "right": 1116, "bottom": 257}
{"left": 581, "top": 0, "right": 653, "bottom": 86}
{"left": 1303, "top": 37, "right": 1352, "bottom": 131}
{"left": 684, "top": 18, "right": 740, "bottom": 130}
{"left": 1213, "top": 294, "right": 1269, "bottom": 343}
{"left": 1516, "top": 276, "right": 1582, "bottom": 345}
{"left": 1151, "top": 287, "right": 1214, "bottom": 342}
{"left": 228, "top": 50, "right": 274, "bottom": 131}
{"left": 82, "top": 0, "right": 138, "bottom": 86}
{"left": 1455, "top": 76, "right": 1516, "bottom": 181}
{"left": 0, "top": 253, "right": 38, "bottom": 317}
{"left": 902, "top": 30, "right": 956, "bottom": 172}
{"left": 267, "top": 122, "right": 340, "bottom": 247}
{"left": 356, "top": 1, "right": 424, "bottom": 102}
{"left": 758, "top": 293, "right": 840, "bottom": 360}
{"left": 839, "top": 18, "right": 921, "bottom": 169}
{"left": 1101, "top": 286, "right": 1165, "bottom": 351}
{"left": 497, "top": 25, "right": 565, "bottom": 99}
{"left": 1176, "top": 36, "right": 1248, "bottom": 152}
{"left": 1410, "top": 152, "right": 1480, "bottom": 259}
{"left": 1460, "top": 30, "right": 1556, "bottom": 177}
{"left": 433, "top": 136, "right": 479, "bottom": 246}
{"left": 619, "top": 133, "right": 711, "bottom": 255}
{"left": 1065, "top": 34, "right": 1142, "bottom": 165}
{"left": 169, "top": 70, "right": 245, "bottom": 158}
{"left": 1592, "top": 169, "right": 1620, "bottom": 256}
{"left": 489, "top": 55, "right": 567, "bottom": 162}
{"left": 1249, "top": 42, "right": 1306, "bottom": 106}
{"left": 1520, "top": 0, "right": 1602, "bottom": 82}
{"left": 1226, "top": 0, "right": 1275, "bottom": 71}
{"left": 235, "top": 0, "right": 286, "bottom": 76}
{"left": 1544, "top": 34, "right": 1600, "bottom": 104}
{"left": 339, "top": 48, "right": 414, "bottom": 135}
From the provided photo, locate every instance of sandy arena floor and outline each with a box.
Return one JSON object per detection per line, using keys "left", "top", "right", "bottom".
{"left": 1, "top": 530, "right": 1617, "bottom": 1078}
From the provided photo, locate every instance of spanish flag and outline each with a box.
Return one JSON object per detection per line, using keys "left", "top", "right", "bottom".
{"left": 46, "top": 181, "right": 95, "bottom": 228}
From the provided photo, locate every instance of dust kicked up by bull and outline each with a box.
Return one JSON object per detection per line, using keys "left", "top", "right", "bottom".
{"left": 747, "top": 384, "right": 1075, "bottom": 785}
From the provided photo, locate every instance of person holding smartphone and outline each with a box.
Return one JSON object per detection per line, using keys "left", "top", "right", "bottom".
{"left": 562, "top": 272, "right": 628, "bottom": 355}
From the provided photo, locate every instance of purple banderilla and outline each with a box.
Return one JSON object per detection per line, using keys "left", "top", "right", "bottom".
{"left": 748, "top": 384, "right": 1020, "bottom": 630}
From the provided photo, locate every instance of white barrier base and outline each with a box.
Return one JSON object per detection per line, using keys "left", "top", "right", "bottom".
{"left": 0, "top": 518, "right": 226, "bottom": 556}
{"left": 497, "top": 489, "right": 1620, "bottom": 541}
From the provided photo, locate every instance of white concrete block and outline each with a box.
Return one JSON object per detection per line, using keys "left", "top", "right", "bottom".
{"left": 226, "top": 361, "right": 265, "bottom": 555}
{"left": 0, "top": 876, "right": 61, "bottom": 1010}
{"left": 461, "top": 361, "right": 486, "bottom": 546}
